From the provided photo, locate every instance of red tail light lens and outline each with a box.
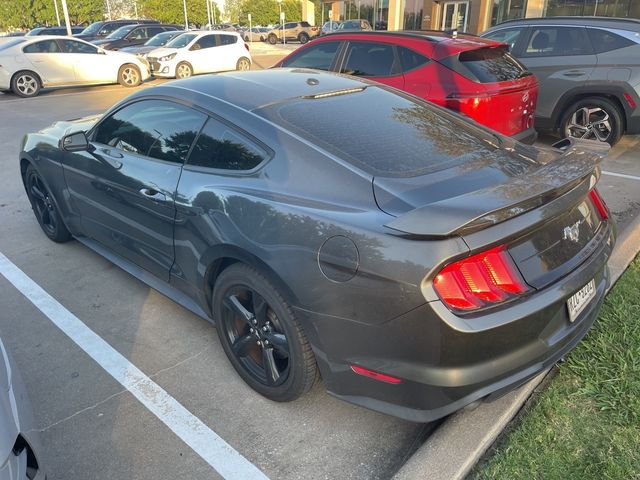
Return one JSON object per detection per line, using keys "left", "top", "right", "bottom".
{"left": 589, "top": 188, "right": 609, "bottom": 220}
{"left": 244, "top": 42, "right": 250, "bottom": 51}
{"left": 433, "top": 246, "right": 528, "bottom": 311}
{"left": 351, "top": 365, "right": 402, "bottom": 384}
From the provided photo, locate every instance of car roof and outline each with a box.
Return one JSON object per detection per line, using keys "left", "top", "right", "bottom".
{"left": 320, "top": 30, "right": 502, "bottom": 59}
{"left": 490, "top": 16, "right": 640, "bottom": 32}
{"left": 133, "top": 68, "right": 376, "bottom": 112}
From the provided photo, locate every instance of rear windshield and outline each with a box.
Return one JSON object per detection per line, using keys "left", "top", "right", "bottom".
{"left": 443, "top": 46, "right": 531, "bottom": 83}
{"left": 256, "top": 86, "right": 497, "bottom": 177}
{"left": 0, "top": 38, "right": 26, "bottom": 50}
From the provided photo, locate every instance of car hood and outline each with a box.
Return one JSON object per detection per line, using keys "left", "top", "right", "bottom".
{"left": 375, "top": 138, "right": 610, "bottom": 237}
{"left": 148, "top": 47, "right": 178, "bottom": 58}
{"left": 39, "top": 114, "right": 102, "bottom": 139}
{"left": 120, "top": 45, "right": 156, "bottom": 54}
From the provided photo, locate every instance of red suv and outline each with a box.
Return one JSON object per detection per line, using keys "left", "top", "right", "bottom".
{"left": 274, "top": 31, "right": 538, "bottom": 142}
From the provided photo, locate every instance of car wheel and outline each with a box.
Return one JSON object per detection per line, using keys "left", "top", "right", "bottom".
{"left": 236, "top": 57, "right": 251, "bottom": 71}
{"left": 560, "top": 97, "right": 623, "bottom": 146}
{"left": 175, "top": 62, "right": 193, "bottom": 79}
{"left": 11, "top": 71, "right": 41, "bottom": 98}
{"left": 298, "top": 32, "right": 309, "bottom": 44}
{"left": 118, "top": 64, "right": 141, "bottom": 87}
{"left": 260, "top": 36, "right": 265, "bottom": 42}
{"left": 213, "top": 264, "right": 318, "bottom": 402}
{"left": 24, "top": 165, "right": 71, "bottom": 243}
{"left": 268, "top": 34, "right": 277, "bottom": 45}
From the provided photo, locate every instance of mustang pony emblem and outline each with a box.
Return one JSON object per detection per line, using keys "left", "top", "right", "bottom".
{"left": 563, "top": 220, "right": 582, "bottom": 243}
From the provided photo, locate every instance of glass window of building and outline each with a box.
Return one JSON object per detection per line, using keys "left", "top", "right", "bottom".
{"left": 491, "top": 0, "right": 527, "bottom": 26}
{"left": 403, "top": 0, "right": 424, "bottom": 30}
{"left": 544, "top": 0, "right": 638, "bottom": 17}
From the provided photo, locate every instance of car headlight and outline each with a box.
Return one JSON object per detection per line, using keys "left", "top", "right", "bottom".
{"left": 159, "top": 53, "right": 177, "bottom": 62}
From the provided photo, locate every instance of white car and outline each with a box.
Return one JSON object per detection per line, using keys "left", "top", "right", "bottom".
{"left": 0, "top": 36, "right": 150, "bottom": 98}
{"left": 147, "top": 30, "right": 251, "bottom": 79}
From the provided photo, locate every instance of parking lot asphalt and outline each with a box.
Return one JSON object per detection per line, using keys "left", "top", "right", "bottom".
{"left": 0, "top": 85, "right": 434, "bottom": 479}
{"left": 1, "top": 67, "right": 639, "bottom": 480}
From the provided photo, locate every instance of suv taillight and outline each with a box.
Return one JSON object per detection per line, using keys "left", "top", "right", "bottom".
{"left": 244, "top": 42, "right": 250, "bottom": 51}
{"left": 433, "top": 246, "right": 528, "bottom": 311}
{"left": 589, "top": 188, "right": 609, "bottom": 220}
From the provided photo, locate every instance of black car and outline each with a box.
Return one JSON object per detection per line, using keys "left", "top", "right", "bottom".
{"left": 19, "top": 69, "right": 614, "bottom": 422}
{"left": 75, "top": 19, "right": 159, "bottom": 42}
{"left": 119, "top": 30, "right": 184, "bottom": 56}
{"left": 26, "top": 26, "right": 84, "bottom": 36}
{"left": 93, "top": 24, "right": 181, "bottom": 50}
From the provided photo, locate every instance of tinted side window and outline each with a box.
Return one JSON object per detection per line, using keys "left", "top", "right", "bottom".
{"left": 524, "top": 27, "right": 591, "bottom": 57}
{"left": 219, "top": 34, "right": 237, "bottom": 45}
{"left": 99, "top": 23, "right": 123, "bottom": 35}
{"left": 341, "top": 42, "right": 397, "bottom": 77}
{"left": 61, "top": 39, "right": 98, "bottom": 54}
{"left": 188, "top": 118, "right": 267, "bottom": 171}
{"left": 128, "top": 27, "right": 147, "bottom": 40}
{"left": 194, "top": 35, "right": 217, "bottom": 49}
{"left": 147, "top": 26, "right": 165, "bottom": 37}
{"left": 483, "top": 28, "right": 523, "bottom": 51}
{"left": 587, "top": 28, "right": 634, "bottom": 54}
{"left": 398, "top": 47, "right": 429, "bottom": 72}
{"left": 24, "top": 40, "right": 61, "bottom": 53}
{"left": 281, "top": 41, "right": 340, "bottom": 69}
{"left": 285, "top": 23, "right": 297, "bottom": 29}
{"left": 94, "top": 100, "right": 207, "bottom": 164}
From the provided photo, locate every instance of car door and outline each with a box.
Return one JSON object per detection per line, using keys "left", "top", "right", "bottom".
{"left": 516, "top": 26, "right": 596, "bottom": 119}
{"left": 22, "top": 39, "right": 75, "bottom": 85}
{"left": 338, "top": 41, "right": 404, "bottom": 90}
{"left": 216, "top": 34, "right": 241, "bottom": 71}
{"left": 187, "top": 34, "right": 219, "bottom": 73}
{"left": 61, "top": 99, "right": 207, "bottom": 279}
{"left": 59, "top": 39, "right": 115, "bottom": 83}
{"left": 284, "top": 22, "right": 298, "bottom": 40}
{"left": 173, "top": 115, "right": 271, "bottom": 298}
{"left": 280, "top": 40, "right": 343, "bottom": 71}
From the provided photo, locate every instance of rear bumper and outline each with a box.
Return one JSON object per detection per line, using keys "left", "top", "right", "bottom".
{"left": 0, "top": 67, "right": 11, "bottom": 90}
{"left": 511, "top": 125, "right": 538, "bottom": 145}
{"left": 296, "top": 221, "right": 615, "bottom": 422}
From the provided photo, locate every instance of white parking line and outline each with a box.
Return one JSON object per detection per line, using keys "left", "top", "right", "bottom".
{"left": 0, "top": 251, "right": 269, "bottom": 480}
{"left": 602, "top": 170, "right": 640, "bottom": 182}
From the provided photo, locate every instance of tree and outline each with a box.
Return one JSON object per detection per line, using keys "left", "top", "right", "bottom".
{"left": 0, "top": 0, "right": 103, "bottom": 30}
{"left": 224, "top": 0, "right": 241, "bottom": 23}
{"left": 138, "top": 0, "right": 221, "bottom": 27}
{"left": 237, "top": 0, "right": 302, "bottom": 26}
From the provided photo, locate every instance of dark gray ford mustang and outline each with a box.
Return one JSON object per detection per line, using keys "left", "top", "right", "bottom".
{"left": 20, "top": 69, "right": 615, "bottom": 422}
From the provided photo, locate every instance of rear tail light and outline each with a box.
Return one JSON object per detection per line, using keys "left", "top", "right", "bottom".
{"left": 589, "top": 188, "right": 609, "bottom": 220}
{"left": 351, "top": 365, "right": 402, "bottom": 384}
{"left": 244, "top": 42, "right": 250, "bottom": 51}
{"left": 433, "top": 246, "right": 528, "bottom": 311}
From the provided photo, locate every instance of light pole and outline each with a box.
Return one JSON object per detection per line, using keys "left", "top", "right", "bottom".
{"left": 106, "top": 0, "right": 112, "bottom": 20}
{"left": 53, "top": 0, "right": 61, "bottom": 26}
{"left": 60, "top": 0, "right": 72, "bottom": 35}
{"left": 206, "top": 0, "right": 211, "bottom": 27}
{"left": 183, "top": 0, "right": 189, "bottom": 29}
{"left": 276, "top": 0, "right": 284, "bottom": 45}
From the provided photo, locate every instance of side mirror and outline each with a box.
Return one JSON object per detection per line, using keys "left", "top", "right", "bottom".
{"left": 60, "top": 131, "right": 91, "bottom": 152}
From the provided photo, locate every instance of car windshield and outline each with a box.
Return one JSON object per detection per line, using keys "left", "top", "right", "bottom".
{"left": 145, "top": 31, "right": 178, "bottom": 46}
{"left": 81, "top": 21, "right": 103, "bottom": 35}
{"left": 106, "top": 25, "right": 136, "bottom": 39}
{"left": 257, "top": 86, "right": 496, "bottom": 178}
{"left": 0, "top": 38, "right": 26, "bottom": 50}
{"left": 25, "top": 28, "right": 44, "bottom": 36}
{"left": 166, "top": 33, "right": 196, "bottom": 48}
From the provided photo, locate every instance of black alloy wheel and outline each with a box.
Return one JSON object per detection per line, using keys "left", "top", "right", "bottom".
{"left": 213, "top": 264, "right": 317, "bottom": 401}
{"left": 25, "top": 165, "right": 71, "bottom": 242}
{"left": 298, "top": 32, "right": 309, "bottom": 44}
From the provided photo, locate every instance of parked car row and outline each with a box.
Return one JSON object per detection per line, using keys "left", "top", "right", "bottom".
{"left": 0, "top": 30, "right": 252, "bottom": 97}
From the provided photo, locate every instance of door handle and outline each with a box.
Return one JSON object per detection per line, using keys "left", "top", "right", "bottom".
{"left": 99, "top": 148, "right": 124, "bottom": 159}
{"left": 563, "top": 70, "right": 586, "bottom": 77}
{"left": 139, "top": 188, "right": 166, "bottom": 202}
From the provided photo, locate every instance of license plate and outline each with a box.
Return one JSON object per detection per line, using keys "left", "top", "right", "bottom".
{"left": 567, "top": 279, "right": 596, "bottom": 322}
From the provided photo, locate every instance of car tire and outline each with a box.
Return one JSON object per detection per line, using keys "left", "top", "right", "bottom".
{"left": 118, "top": 64, "right": 141, "bottom": 87}
{"left": 175, "top": 62, "right": 193, "bottom": 79}
{"left": 11, "top": 71, "right": 41, "bottom": 98}
{"left": 212, "top": 263, "right": 318, "bottom": 402}
{"left": 236, "top": 57, "right": 251, "bottom": 71}
{"left": 560, "top": 96, "right": 624, "bottom": 146}
{"left": 24, "top": 165, "right": 72, "bottom": 243}
{"left": 298, "top": 32, "right": 309, "bottom": 44}
{"left": 268, "top": 34, "right": 277, "bottom": 45}
{"left": 260, "top": 35, "right": 265, "bottom": 42}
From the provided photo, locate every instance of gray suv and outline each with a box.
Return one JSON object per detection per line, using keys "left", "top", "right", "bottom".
{"left": 482, "top": 17, "right": 640, "bottom": 145}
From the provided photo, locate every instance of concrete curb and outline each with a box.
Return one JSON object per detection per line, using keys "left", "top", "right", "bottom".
{"left": 393, "top": 210, "right": 640, "bottom": 480}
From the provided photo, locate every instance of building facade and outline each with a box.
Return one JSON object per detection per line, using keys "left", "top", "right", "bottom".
{"left": 320, "top": 0, "right": 640, "bottom": 35}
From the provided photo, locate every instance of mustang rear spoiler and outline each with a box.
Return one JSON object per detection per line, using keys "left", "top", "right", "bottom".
{"left": 384, "top": 138, "right": 610, "bottom": 238}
